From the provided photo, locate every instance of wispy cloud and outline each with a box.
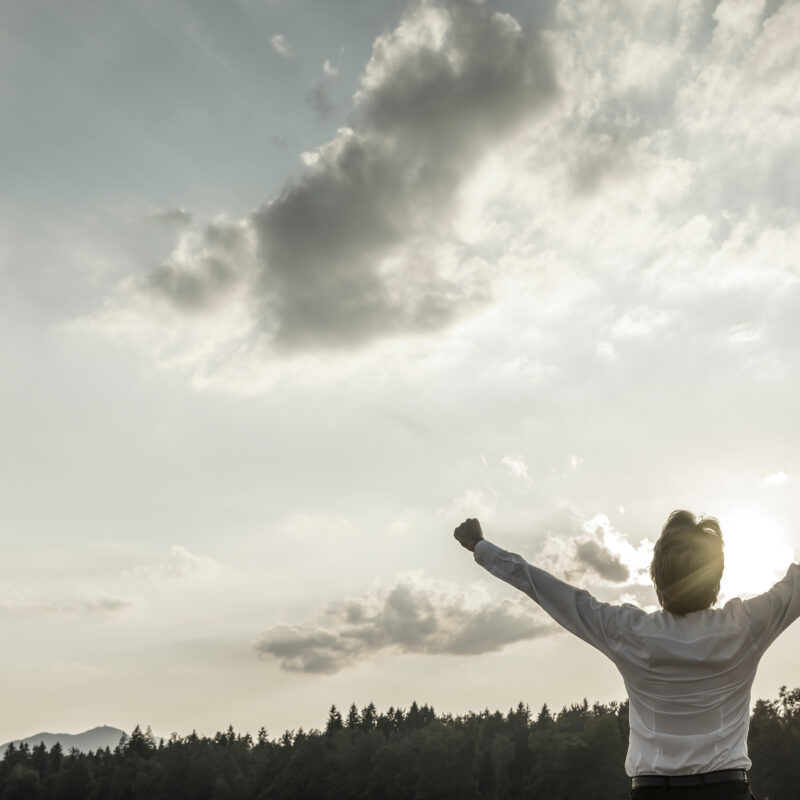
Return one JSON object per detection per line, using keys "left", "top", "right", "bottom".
{"left": 144, "top": 207, "right": 193, "bottom": 228}
{"left": 763, "top": 471, "right": 789, "bottom": 487}
{"left": 610, "top": 307, "right": 672, "bottom": 339}
{"left": 305, "top": 80, "right": 335, "bottom": 118}
{"left": 501, "top": 455, "right": 532, "bottom": 489}
{"left": 270, "top": 34, "right": 292, "bottom": 58}
{"left": 126, "top": 546, "right": 221, "bottom": 581}
{"left": 440, "top": 488, "right": 497, "bottom": 523}
{"left": 0, "top": 586, "right": 135, "bottom": 616}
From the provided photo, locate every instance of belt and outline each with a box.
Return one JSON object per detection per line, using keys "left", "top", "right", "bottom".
{"left": 631, "top": 769, "right": 748, "bottom": 789}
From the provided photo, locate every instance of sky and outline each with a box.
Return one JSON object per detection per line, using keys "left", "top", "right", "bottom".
{"left": 1, "top": 0, "right": 800, "bottom": 744}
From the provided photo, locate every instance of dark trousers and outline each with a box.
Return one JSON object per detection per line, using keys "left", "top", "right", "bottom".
{"left": 631, "top": 783, "right": 755, "bottom": 800}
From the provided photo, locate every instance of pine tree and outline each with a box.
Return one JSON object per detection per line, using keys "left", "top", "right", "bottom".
{"left": 536, "top": 703, "right": 554, "bottom": 727}
{"left": 345, "top": 703, "right": 360, "bottom": 729}
{"left": 325, "top": 705, "right": 343, "bottom": 735}
{"left": 359, "top": 702, "right": 377, "bottom": 730}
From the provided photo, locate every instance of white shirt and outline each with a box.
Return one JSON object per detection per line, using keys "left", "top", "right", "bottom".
{"left": 474, "top": 538, "right": 800, "bottom": 777}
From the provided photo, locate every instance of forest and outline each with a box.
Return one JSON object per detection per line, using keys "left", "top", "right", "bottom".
{"left": 2, "top": 687, "right": 799, "bottom": 800}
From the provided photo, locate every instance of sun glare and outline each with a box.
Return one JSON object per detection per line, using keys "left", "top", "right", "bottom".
{"left": 717, "top": 509, "right": 796, "bottom": 601}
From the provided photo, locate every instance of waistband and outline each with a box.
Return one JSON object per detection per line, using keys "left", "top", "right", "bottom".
{"left": 631, "top": 769, "right": 748, "bottom": 789}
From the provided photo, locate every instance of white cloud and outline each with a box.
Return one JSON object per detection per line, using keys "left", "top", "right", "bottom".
{"left": 270, "top": 34, "right": 292, "bottom": 58}
{"left": 323, "top": 58, "right": 339, "bottom": 78}
{"left": 127, "top": 546, "right": 221, "bottom": 581}
{"left": 611, "top": 307, "right": 672, "bottom": 339}
{"left": 762, "top": 471, "right": 789, "bottom": 487}
{"left": 501, "top": 454, "right": 532, "bottom": 488}
{"left": 727, "top": 323, "right": 763, "bottom": 345}
{"left": 498, "top": 356, "right": 547, "bottom": 383}
{"left": 596, "top": 340, "right": 617, "bottom": 360}
{"left": 568, "top": 454, "right": 584, "bottom": 472}
{"left": 440, "top": 489, "right": 497, "bottom": 522}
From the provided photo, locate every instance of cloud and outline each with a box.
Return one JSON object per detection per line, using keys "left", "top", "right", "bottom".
{"left": 142, "top": 220, "right": 256, "bottom": 314}
{"left": 84, "top": 0, "right": 800, "bottom": 400}
{"left": 501, "top": 454, "right": 532, "bottom": 488}
{"left": 127, "top": 545, "right": 221, "bottom": 581}
{"left": 305, "top": 81, "right": 335, "bottom": 118}
{"left": 76, "top": 597, "right": 134, "bottom": 614}
{"left": 145, "top": 207, "right": 193, "bottom": 227}
{"left": 727, "top": 323, "right": 762, "bottom": 346}
{"left": 270, "top": 134, "right": 289, "bottom": 150}
{"left": 610, "top": 307, "right": 672, "bottom": 339}
{"left": 88, "top": 0, "right": 556, "bottom": 376}
{"left": 536, "top": 511, "right": 648, "bottom": 586}
{"left": 574, "top": 539, "right": 629, "bottom": 583}
{"left": 0, "top": 587, "right": 134, "bottom": 616}
{"left": 270, "top": 34, "right": 292, "bottom": 58}
{"left": 596, "top": 340, "right": 616, "bottom": 360}
{"left": 323, "top": 59, "right": 339, "bottom": 78}
{"left": 255, "top": 574, "right": 552, "bottom": 673}
{"left": 762, "top": 471, "right": 789, "bottom": 487}
{"left": 439, "top": 488, "right": 497, "bottom": 522}
{"left": 568, "top": 454, "right": 584, "bottom": 471}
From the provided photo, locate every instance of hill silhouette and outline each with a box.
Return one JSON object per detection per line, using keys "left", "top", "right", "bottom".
{"left": 0, "top": 726, "right": 125, "bottom": 758}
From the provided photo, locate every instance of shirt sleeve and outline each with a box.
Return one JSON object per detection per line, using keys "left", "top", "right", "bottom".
{"left": 741, "top": 562, "right": 800, "bottom": 655}
{"left": 474, "top": 539, "right": 622, "bottom": 661}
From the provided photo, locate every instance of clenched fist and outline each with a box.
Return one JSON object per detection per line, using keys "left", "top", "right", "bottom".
{"left": 454, "top": 518, "right": 484, "bottom": 552}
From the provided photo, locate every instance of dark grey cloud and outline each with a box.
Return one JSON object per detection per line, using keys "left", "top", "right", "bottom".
{"left": 575, "top": 539, "right": 630, "bottom": 583}
{"left": 305, "top": 81, "right": 335, "bottom": 119}
{"left": 145, "top": 220, "right": 254, "bottom": 313}
{"left": 255, "top": 577, "right": 552, "bottom": 673}
{"left": 134, "top": 0, "right": 556, "bottom": 353}
{"left": 761, "top": 0, "right": 785, "bottom": 26}
{"left": 270, "top": 134, "right": 289, "bottom": 150}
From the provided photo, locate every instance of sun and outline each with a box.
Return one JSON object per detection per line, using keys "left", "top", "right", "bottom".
{"left": 716, "top": 508, "right": 796, "bottom": 601}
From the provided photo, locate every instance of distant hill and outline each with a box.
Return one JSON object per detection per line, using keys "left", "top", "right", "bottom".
{"left": 0, "top": 725, "right": 126, "bottom": 756}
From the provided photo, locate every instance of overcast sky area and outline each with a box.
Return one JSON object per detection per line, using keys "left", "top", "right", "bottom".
{"left": 2, "top": 0, "right": 800, "bottom": 743}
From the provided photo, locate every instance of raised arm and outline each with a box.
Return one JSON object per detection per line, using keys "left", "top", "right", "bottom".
{"left": 741, "top": 561, "right": 800, "bottom": 654}
{"left": 454, "top": 519, "right": 625, "bottom": 660}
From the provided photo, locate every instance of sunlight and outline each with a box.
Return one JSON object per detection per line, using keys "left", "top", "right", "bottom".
{"left": 717, "top": 508, "right": 796, "bottom": 600}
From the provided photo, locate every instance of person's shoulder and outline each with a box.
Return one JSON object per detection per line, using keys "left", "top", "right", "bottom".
{"left": 694, "top": 599, "right": 750, "bottom": 631}
{"left": 610, "top": 601, "right": 649, "bottom": 625}
{"left": 722, "top": 596, "right": 744, "bottom": 611}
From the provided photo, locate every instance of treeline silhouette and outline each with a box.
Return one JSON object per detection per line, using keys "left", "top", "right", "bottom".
{"left": 2, "top": 687, "right": 799, "bottom": 800}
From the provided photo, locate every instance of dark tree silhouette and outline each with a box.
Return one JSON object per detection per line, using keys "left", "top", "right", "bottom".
{"left": 2, "top": 688, "right": 797, "bottom": 799}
